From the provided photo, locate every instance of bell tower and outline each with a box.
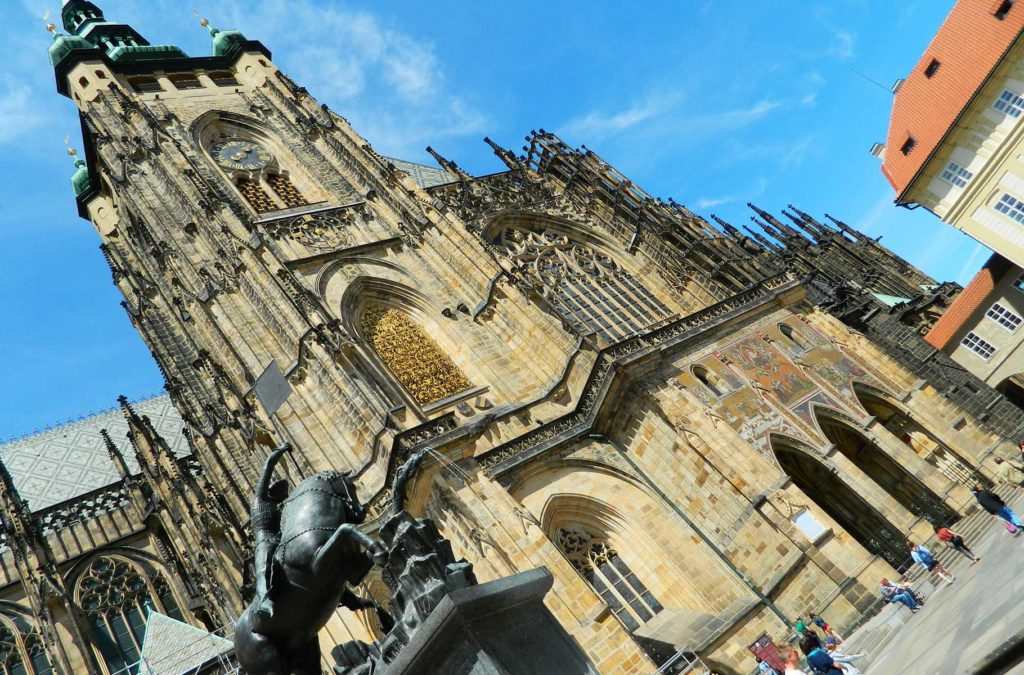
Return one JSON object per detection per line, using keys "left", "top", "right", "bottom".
{"left": 51, "top": 1, "right": 572, "bottom": 525}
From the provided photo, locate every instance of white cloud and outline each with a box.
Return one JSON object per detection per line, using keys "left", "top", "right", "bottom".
{"left": 204, "top": 0, "right": 486, "bottom": 155}
{"left": 559, "top": 95, "right": 675, "bottom": 140}
{"left": 696, "top": 196, "right": 733, "bottom": 210}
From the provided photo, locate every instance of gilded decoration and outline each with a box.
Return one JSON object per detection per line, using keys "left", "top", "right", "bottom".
{"left": 361, "top": 305, "right": 472, "bottom": 405}
{"left": 270, "top": 212, "right": 351, "bottom": 252}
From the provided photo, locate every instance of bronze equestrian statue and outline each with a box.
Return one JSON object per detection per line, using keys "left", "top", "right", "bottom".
{"left": 234, "top": 444, "right": 424, "bottom": 674}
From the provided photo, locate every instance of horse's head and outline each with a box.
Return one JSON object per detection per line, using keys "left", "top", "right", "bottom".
{"left": 315, "top": 471, "right": 367, "bottom": 524}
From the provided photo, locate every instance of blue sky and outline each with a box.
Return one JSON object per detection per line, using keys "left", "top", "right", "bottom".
{"left": 0, "top": 0, "right": 984, "bottom": 438}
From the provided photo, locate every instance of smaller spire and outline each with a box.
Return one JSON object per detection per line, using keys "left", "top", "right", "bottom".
{"left": 65, "top": 138, "right": 91, "bottom": 196}
{"left": 194, "top": 8, "right": 246, "bottom": 56}
{"left": 100, "top": 429, "right": 133, "bottom": 479}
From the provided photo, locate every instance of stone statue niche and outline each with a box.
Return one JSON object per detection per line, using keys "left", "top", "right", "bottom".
{"left": 234, "top": 445, "right": 597, "bottom": 675}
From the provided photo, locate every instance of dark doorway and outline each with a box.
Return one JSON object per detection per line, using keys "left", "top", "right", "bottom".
{"left": 855, "top": 387, "right": 984, "bottom": 489}
{"left": 997, "top": 374, "right": 1024, "bottom": 411}
{"left": 773, "top": 441, "right": 908, "bottom": 570}
{"left": 816, "top": 412, "right": 959, "bottom": 527}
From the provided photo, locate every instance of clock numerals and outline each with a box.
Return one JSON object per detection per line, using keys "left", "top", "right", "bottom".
{"left": 212, "top": 140, "right": 273, "bottom": 170}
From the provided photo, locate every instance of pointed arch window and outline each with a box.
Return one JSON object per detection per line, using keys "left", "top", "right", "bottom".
{"left": 692, "top": 365, "right": 725, "bottom": 397}
{"left": 497, "top": 228, "right": 674, "bottom": 342}
{"left": 779, "top": 323, "right": 807, "bottom": 350}
{"left": 77, "top": 557, "right": 182, "bottom": 674}
{"left": 556, "top": 526, "right": 663, "bottom": 632}
{"left": 0, "top": 617, "right": 51, "bottom": 675}
{"left": 361, "top": 304, "right": 473, "bottom": 406}
{"left": 208, "top": 135, "right": 312, "bottom": 215}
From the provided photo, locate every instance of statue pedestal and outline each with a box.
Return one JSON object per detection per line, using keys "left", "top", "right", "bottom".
{"left": 383, "top": 567, "right": 598, "bottom": 675}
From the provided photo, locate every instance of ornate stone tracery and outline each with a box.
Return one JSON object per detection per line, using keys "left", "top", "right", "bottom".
{"left": 76, "top": 557, "right": 182, "bottom": 673}
{"left": 267, "top": 211, "right": 351, "bottom": 252}
{"left": 497, "top": 227, "right": 673, "bottom": 342}
{"left": 555, "top": 526, "right": 663, "bottom": 632}
{"left": 0, "top": 619, "right": 49, "bottom": 675}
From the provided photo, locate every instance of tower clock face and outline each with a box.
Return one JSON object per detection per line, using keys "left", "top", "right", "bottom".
{"left": 211, "top": 139, "right": 273, "bottom": 170}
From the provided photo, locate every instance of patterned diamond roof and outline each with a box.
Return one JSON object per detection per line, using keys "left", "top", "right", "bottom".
{"left": 386, "top": 157, "right": 453, "bottom": 189}
{"left": 0, "top": 395, "right": 188, "bottom": 511}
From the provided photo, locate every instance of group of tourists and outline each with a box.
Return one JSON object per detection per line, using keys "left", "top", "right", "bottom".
{"left": 754, "top": 446, "right": 1024, "bottom": 674}
{"left": 754, "top": 615, "right": 863, "bottom": 675}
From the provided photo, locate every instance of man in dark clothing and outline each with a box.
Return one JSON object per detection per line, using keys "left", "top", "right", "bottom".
{"left": 973, "top": 485, "right": 1022, "bottom": 529}
{"left": 800, "top": 635, "right": 846, "bottom": 674}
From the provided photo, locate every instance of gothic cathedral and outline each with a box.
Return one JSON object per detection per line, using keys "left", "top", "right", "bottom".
{"left": 2, "top": 2, "right": 1019, "bottom": 673}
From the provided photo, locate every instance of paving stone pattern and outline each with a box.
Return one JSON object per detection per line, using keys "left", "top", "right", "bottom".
{"left": 841, "top": 488, "right": 1024, "bottom": 674}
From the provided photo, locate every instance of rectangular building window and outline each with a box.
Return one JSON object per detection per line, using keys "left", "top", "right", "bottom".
{"left": 940, "top": 161, "right": 973, "bottom": 188}
{"left": 1014, "top": 272, "right": 1024, "bottom": 292}
{"left": 996, "top": 0, "right": 1015, "bottom": 20}
{"left": 995, "top": 193, "right": 1024, "bottom": 223}
{"left": 170, "top": 76, "right": 203, "bottom": 90}
{"left": 994, "top": 89, "right": 1024, "bottom": 117}
{"left": 900, "top": 136, "right": 917, "bottom": 155}
{"left": 986, "top": 302, "right": 1023, "bottom": 331}
{"left": 962, "top": 331, "right": 997, "bottom": 360}
{"left": 924, "top": 59, "right": 941, "bottom": 78}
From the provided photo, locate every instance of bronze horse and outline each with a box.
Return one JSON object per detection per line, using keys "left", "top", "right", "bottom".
{"left": 233, "top": 444, "right": 403, "bottom": 674}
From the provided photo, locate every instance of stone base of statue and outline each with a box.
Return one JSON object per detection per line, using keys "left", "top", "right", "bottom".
{"left": 332, "top": 510, "right": 596, "bottom": 675}
{"left": 383, "top": 566, "right": 598, "bottom": 675}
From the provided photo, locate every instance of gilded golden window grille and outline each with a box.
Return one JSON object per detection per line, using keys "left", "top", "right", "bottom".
{"left": 268, "top": 174, "right": 309, "bottom": 208}
{"left": 238, "top": 178, "right": 278, "bottom": 213}
{"left": 361, "top": 305, "right": 472, "bottom": 405}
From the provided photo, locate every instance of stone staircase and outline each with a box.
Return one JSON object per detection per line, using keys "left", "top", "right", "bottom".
{"left": 839, "top": 486, "right": 1023, "bottom": 671}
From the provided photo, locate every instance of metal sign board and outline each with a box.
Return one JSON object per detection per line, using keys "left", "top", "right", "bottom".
{"left": 254, "top": 361, "right": 292, "bottom": 415}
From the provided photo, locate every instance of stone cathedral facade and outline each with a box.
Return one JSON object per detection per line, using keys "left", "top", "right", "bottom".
{"left": 3, "top": 2, "right": 1022, "bottom": 673}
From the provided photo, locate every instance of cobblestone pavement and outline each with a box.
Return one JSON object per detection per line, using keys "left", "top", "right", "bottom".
{"left": 860, "top": 514, "right": 1024, "bottom": 674}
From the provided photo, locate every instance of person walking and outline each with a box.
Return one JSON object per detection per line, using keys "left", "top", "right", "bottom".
{"left": 794, "top": 617, "right": 822, "bottom": 650}
{"left": 973, "top": 484, "right": 1023, "bottom": 532}
{"left": 880, "top": 578, "right": 919, "bottom": 612}
{"left": 808, "top": 613, "right": 843, "bottom": 643}
{"left": 994, "top": 457, "right": 1024, "bottom": 493}
{"left": 909, "top": 541, "right": 955, "bottom": 583}
{"left": 934, "top": 525, "right": 980, "bottom": 562}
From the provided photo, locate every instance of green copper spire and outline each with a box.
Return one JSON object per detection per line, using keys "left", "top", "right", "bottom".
{"left": 198, "top": 16, "right": 246, "bottom": 57}
{"left": 65, "top": 146, "right": 91, "bottom": 197}
{"left": 59, "top": 0, "right": 188, "bottom": 63}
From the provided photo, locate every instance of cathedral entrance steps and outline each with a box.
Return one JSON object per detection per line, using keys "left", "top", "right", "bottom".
{"left": 836, "top": 486, "right": 1024, "bottom": 669}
